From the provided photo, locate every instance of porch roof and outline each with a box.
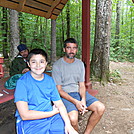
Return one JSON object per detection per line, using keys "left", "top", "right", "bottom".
{"left": 0, "top": 0, "right": 68, "bottom": 20}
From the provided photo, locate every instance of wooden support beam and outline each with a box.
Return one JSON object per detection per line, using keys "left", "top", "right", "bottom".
{"left": 82, "top": 0, "right": 98, "bottom": 96}
{"left": 46, "top": 0, "right": 62, "bottom": 19}
{"left": 17, "top": 0, "right": 26, "bottom": 12}
{"left": 82, "top": 0, "right": 90, "bottom": 84}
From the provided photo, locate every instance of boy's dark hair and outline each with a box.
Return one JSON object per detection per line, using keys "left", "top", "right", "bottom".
{"left": 64, "top": 38, "right": 78, "bottom": 48}
{"left": 27, "top": 49, "right": 48, "bottom": 62}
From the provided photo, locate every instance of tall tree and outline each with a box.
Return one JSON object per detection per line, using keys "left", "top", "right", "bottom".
{"left": 91, "top": 0, "right": 112, "bottom": 83}
{"left": 66, "top": 1, "right": 70, "bottom": 38}
{"left": 2, "top": 7, "right": 8, "bottom": 58}
{"left": 19, "top": 12, "right": 26, "bottom": 44}
{"left": 51, "top": 19, "right": 56, "bottom": 65}
{"left": 114, "top": 0, "right": 120, "bottom": 53}
{"left": 9, "top": 9, "right": 20, "bottom": 61}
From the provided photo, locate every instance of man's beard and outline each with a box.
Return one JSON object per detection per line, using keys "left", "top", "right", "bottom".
{"left": 22, "top": 54, "right": 28, "bottom": 58}
{"left": 66, "top": 53, "right": 75, "bottom": 59}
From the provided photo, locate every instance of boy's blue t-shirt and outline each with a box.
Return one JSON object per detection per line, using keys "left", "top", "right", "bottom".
{"left": 14, "top": 71, "right": 61, "bottom": 120}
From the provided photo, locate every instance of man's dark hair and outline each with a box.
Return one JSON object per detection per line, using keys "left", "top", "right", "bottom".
{"left": 27, "top": 48, "right": 48, "bottom": 62}
{"left": 64, "top": 38, "right": 78, "bottom": 48}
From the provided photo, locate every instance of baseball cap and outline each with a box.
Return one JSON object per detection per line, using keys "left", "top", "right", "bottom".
{"left": 17, "top": 44, "right": 27, "bottom": 52}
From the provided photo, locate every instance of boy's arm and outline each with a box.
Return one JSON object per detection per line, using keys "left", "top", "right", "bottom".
{"left": 16, "top": 101, "right": 59, "bottom": 120}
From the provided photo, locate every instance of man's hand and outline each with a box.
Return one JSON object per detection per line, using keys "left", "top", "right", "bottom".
{"left": 22, "top": 68, "right": 29, "bottom": 74}
{"left": 74, "top": 100, "right": 88, "bottom": 115}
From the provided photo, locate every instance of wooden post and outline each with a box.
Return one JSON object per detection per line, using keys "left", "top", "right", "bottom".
{"left": 82, "top": 0, "right": 98, "bottom": 96}
{"left": 0, "top": 57, "right": 4, "bottom": 78}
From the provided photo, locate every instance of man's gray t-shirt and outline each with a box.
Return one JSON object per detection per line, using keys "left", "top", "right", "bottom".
{"left": 52, "top": 58, "right": 85, "bottom": 93}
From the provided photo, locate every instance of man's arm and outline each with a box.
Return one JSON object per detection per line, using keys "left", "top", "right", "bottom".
{"left": 78, "top": 81, "right": 88, "bottom": 115}
{"left": 56, "top": 85, "right": 86, "bottom": 113}
{"left": 10, "top": 59, "right": 19, "bottom": 76}
{"left": 56, "top": 85, "right": 78, "bottom": 104}
{"left": 10, "top": 58, "right": 28, "bottom": 76}
{"left": 79, "top": 81, "right": 86, "bottom": 103}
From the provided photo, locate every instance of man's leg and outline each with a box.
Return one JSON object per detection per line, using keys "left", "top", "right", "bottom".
{"left": 68, "top": 110, "right": 79, "bottom": 132}
{"left": 61, "top": 92, "right": 80, "bottom": 132}
{"left": 84, "top": 101, "right": 105, "bottom": 134}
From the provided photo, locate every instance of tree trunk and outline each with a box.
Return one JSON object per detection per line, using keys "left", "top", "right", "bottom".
{"left": 51, "top": 19, "right": 56, "bottom": 65}
{"left": 44, "top": 18, "right": 48, "bottom": 49}
{"left": 128, "top": 7, "right": 133, "bottom": 59}
{"left": 91, "top": 0, "right": 112, "bottom": 83}
{"left": 130, "top": 7, "right": 133, "bottom": 45}
{"left": 61, "top": 12, "right": 65, "bottom": 55}
{"left": 66, "top": 1, "right": 70, "bottom": 38}
{"left": 114, "top": 0, "right": 120, "bottom": 52}
{"left": 2, "top": 7, "right": 8, "bottom": 58}
{"left": 9, "top": 9, "right": 20, "bottom": 61}
{"left": 19, "top": 12, "right": 26, "bottom": 44}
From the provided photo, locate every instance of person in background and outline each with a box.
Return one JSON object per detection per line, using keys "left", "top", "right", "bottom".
{"left": 9, "top": 44, "right": 29, "bottom": 76}
{"left": 52, "top": 38, "right": 105, "bottom": 134}
{"left": 14, "top": 48, "right": 78, "bottom": 134}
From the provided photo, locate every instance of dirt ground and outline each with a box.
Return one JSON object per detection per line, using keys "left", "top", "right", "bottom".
{"left": 0, "top": 61, "right": 134, "bottom": 134}
{"left": 79, "top": 61, "right": 134, "bottom": 134}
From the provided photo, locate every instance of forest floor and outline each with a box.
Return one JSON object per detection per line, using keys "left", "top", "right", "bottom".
{"left": 0, "top": 61, "right": 134, "bottom": 134}
{"left": 79, "top": 61, "right": 134, "bottom": 134}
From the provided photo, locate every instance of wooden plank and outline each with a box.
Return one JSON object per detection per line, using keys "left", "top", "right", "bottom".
{"left": 36, "top": 0, "right": 53, "bottom": 5}
{"left": 45, "top": 0, "right": 61, "bottom": 18}
{"left": 26, "top": 0, "right": 50, "bottom": 11}
{"left": 0, "top": 1, "right": 18, "bottom": 10}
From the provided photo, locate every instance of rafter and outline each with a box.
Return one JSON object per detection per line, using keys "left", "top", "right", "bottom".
{"left": 0, "top": 0, "right": 68, "bottom": 19}
{"left": 16, "top": 0, "right": 26, "bottom": 12}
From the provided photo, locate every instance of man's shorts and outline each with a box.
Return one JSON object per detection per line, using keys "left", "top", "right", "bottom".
{"left": 61, "top": 91, "right": 98, "bottom": 113}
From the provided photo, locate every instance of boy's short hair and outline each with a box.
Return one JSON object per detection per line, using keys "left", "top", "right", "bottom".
{"left": 64, "top": 38, "right": 78, "bottom": 48}
{"left": 27, "top": 49, "right": 48, "bottom": 62}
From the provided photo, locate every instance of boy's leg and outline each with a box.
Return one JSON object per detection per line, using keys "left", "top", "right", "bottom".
{"left": 18, "top": 119, "right": 50, "bottom": 134}
{"left": 17, "top": 115, "right": 65, "bottom": 134}
{"left": 49, "top": 114, "right": 65, "bottom": 134}
{"left": 16, "top": 121, "right": 24, "bottom": 134}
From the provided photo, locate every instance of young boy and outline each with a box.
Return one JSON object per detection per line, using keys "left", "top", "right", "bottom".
{"left": 14, "top": 49, "right": 78, "bottom": 134}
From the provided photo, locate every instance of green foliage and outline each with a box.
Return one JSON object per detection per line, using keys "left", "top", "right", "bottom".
{"left": 109, "top": 69, "right": 121, "bottom": 83}
{"left": 110, "top": 0, "right": 134, "bottom": 62}
{"left": 0, "top": 0, "right": 134, "bottom": 62}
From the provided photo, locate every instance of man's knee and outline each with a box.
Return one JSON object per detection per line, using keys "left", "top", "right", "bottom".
{"left": 71, "top": 116, "right": 78, "bottom": 125}
{"left": 68, "top": 111, "right": 78, "bottom": 126}
{"left": 96, "top": 102, "right": 105, "bottom": 116}
{"left": 88, "top": 101, "right": 105, "bottom": 116}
